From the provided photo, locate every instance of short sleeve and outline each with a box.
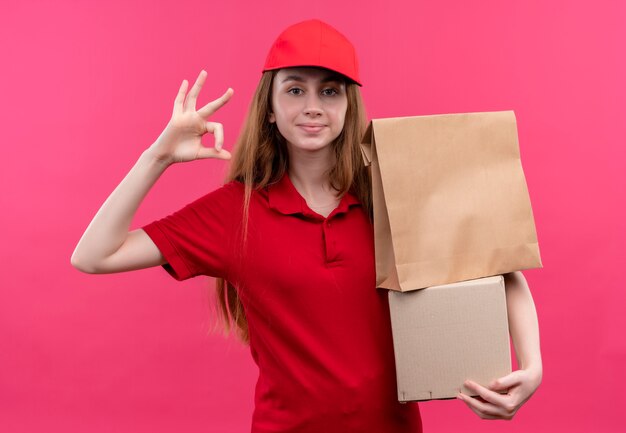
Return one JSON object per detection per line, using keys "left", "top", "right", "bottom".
{"left": 140, "top": 181, "right": 243, "bottom": 281}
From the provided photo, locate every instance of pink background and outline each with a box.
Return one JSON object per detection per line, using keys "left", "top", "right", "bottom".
{"left": 1, "top": 0, "right": 624, "bottom": 432}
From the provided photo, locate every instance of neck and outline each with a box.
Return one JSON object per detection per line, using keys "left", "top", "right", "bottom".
{"left": 287, "top": 145, "right": 337, "bottom": 202}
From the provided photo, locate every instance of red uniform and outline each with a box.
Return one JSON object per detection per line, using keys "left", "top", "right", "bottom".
{"left": 141, "top": 172, "right": 423, "bottom": 433}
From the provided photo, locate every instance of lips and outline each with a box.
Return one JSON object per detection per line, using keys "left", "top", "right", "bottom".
{"left": 298, "top": 124, "right": 326, "bottom": 133}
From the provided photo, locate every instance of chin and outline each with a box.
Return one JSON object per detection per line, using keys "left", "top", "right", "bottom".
{"left": 287, "top": 139, "right": 334, "bottom": 152}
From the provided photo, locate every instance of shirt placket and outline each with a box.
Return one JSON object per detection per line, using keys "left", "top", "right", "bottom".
{"left": 322, "top": 218, "right": 339, "bottom": 264}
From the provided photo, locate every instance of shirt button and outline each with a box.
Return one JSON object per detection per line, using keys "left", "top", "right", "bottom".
{"left": 327, "top": 222, "right": 332, "bottom": 227}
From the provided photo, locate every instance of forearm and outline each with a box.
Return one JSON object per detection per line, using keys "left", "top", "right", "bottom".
{"left": 504, "top": 271, "right": 543, "bottom": 377}
{"left": 71, "top": 149, "right": 169, "bottom": 271}
{"left": 457, "top": 273, "right": 543, "bottom": 419}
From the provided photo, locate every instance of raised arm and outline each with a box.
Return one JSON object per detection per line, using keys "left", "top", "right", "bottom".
{"left": 71, "top": 70, "right": 234, "bottom": 274}
{"left": 457, "top": 271, "right": 543, "bottom": 420}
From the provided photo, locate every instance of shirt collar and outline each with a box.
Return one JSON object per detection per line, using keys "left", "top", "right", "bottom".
{"left": 267, "top": 172, "right": 361, "bottom": 219}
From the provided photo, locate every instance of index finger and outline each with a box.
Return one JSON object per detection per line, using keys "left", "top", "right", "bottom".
{"left": 197, "top": 87, "right": 234, "bottom": 118}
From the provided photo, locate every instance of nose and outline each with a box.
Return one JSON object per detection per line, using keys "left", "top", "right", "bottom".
{"left": 303, "top": 93, "right": 323, "bottom": 117}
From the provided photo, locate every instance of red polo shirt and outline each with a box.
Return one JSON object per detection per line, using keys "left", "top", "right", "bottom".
{"left": 141, "top": 172, "right": 422, "bottom": 433}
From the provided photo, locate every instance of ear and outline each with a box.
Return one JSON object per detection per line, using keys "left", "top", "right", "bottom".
{"left": 269, "top": 112, "right": 276, "bottom": 123}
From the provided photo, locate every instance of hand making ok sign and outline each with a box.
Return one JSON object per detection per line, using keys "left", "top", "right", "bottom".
{"left": 148, "top": 70, "right": 234, "bottom": 165}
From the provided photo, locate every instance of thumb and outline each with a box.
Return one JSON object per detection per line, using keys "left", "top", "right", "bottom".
{"left": 488, "top": 370, "right": 524, "bottom": 392}
{"left": 196, "top": 147, "right": 231, "bottom": 161}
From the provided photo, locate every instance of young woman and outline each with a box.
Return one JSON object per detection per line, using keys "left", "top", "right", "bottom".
{"left": 71, "top": 19, "right": 542, "bottom": 433}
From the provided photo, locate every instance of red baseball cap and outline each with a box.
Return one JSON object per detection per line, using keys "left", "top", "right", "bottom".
{"left": 262, "top": 19, "right": 362, "bottom": 87}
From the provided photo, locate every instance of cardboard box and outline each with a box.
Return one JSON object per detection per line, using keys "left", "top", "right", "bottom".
{"left": 388, "top": 275, "right": 511, "bottom": 402}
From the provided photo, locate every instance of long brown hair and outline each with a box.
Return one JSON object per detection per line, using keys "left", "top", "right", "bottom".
{"left": 209, "top": 69, "right": 371, "bottom": 344}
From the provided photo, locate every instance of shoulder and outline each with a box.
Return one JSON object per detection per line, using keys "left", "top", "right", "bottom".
{"left": 193, "top": 180, "right": 245, "bottom": 206}
{"left": 190, "top": 180, "right": 273, "bottom": 215}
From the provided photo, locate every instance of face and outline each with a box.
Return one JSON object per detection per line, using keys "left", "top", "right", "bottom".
{"left": 269, "top": 67, "right": 348, "bottom": 153}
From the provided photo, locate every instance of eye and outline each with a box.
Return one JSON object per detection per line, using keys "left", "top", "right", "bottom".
{"left": 287, "top": 88, "right": 303, "bottom": 95}
{"left": 322, "top": 88, "right": 339, "bottom": 96}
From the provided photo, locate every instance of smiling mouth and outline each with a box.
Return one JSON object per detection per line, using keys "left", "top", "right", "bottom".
{"left": 298, "top": 125, "right": 326, "bottom": 133}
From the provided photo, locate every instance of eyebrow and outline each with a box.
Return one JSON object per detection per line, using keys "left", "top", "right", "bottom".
{"left": 280, "top": 74, "right": 344, "bottom": 84}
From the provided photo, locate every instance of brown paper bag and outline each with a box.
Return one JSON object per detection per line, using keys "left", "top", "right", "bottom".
{"left": 360, "top": 110, "right": 542, "bottom": 291}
